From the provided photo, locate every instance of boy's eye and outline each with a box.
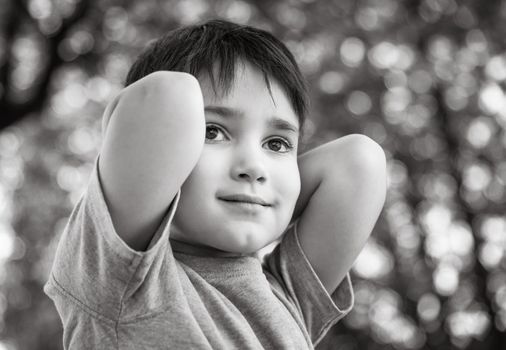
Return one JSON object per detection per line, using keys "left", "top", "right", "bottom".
{"left": 205, "top": 125, "right": 226, "bottom": 142}
{"left": 265, "top": 139, "right": 294, "bottom": 153}
{"left": 205, "top": 124, "right": 294, "bottom": 153}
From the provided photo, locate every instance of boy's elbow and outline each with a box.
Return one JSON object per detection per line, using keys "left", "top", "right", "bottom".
{"left": 344, "top": 134, "right": 386, "bottom": 172}
{"left": 125, "top": 70, "right": 205, "bottom": 130}
{"left": 140, "top": 71, "right": 203, "bottom": 112}
{"left": 336, "top": 134, "right": 387, "bottom": 204}
{"left": 350, "top": 134, "right": 388, "bottom": 205}
{"left": 140, "top": 71, "right": 201, "bottom": 96}
{"left": 322, "top": 134, "right": 387, "bottom": 185}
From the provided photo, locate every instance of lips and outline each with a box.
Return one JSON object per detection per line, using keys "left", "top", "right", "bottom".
{"left": 219, "top": 194, "right": 271, "bottom": 207}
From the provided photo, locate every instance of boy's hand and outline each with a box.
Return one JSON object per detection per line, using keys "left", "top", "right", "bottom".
{"left": 292, "top": 134, "right": 387, "bottom": 295}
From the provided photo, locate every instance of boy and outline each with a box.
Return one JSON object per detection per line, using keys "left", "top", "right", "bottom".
{"left": 44, "top": 19, "right": 387, "bottom": 349}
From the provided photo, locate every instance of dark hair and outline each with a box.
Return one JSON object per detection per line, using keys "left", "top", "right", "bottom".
{"left": 125, "top": 19, "right": 308, "bottom": 130}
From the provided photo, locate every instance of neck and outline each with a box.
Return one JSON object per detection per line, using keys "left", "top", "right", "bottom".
{"left": 169, "top": 238, "right": 257, "bottom": 259}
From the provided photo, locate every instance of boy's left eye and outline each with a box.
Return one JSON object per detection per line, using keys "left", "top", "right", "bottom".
{"left": 265, "top": 139, "right": 293, "bottom": 153}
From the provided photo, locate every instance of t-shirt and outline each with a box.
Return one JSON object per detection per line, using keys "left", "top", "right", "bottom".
{"left": 44, "top": 156, "right": 354, "bottom": 349}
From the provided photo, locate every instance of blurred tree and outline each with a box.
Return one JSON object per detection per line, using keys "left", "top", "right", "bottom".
{"left": 1, "top": 0, "right": 506, "bottom": 349}
{"left": 0, "top": 0, "right": 91, "bottom": 130}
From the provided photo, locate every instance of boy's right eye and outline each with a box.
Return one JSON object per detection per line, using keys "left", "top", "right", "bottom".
{"left": 205, "top": 124, "right": 227, "bottom": 142}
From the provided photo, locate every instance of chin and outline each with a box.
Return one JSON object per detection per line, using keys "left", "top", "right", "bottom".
{"left": 213, "top": 235, "right": 270, "bottom": 255}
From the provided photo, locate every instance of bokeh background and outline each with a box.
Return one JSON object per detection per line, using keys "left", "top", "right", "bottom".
{"left": 1, "top": 0, "right": 506, "bottom": 349}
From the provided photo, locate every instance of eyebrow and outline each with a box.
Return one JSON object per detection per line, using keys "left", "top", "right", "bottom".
{"left": 204, "top": 105, "right": 299, "bottom": 133}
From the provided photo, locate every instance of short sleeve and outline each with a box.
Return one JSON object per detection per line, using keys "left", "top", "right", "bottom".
{"left": 43, "top": 155, "right": 180, "bottom": 322}
{"left": 262, "top": 221, "right": 355, "bottom": 347}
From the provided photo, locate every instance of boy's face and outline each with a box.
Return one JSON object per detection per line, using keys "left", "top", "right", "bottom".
{"left": 170, "top": 61, "right": 301, "bottom": 255}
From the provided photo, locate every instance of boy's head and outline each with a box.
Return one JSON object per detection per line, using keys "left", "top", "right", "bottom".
{"left": 125, "top": 19, "right": 308, "bottom": 256}
{"left": 125, "top": 19, "right": 308, "bottom": 131}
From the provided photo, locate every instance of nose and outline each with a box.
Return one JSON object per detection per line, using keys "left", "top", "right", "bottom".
{"left": 231, "top": 145, "right": 267, "bottom": 184}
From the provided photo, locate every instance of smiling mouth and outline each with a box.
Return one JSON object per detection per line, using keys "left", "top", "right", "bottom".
{"left": 218, "top": 194, "right": 272, "bottom": 207}
{"left": 218, "top": 199, "right": 271, "bottom": 213}
{"left": 220, "top": 199, "right": 268, "bottom": 206}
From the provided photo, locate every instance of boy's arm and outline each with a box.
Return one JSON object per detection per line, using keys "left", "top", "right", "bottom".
{"left": 291, "top": 134, "right": 387, "bottom": 295}
{"left": 99, "top": 71, "right": 205, "bottom": 251}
